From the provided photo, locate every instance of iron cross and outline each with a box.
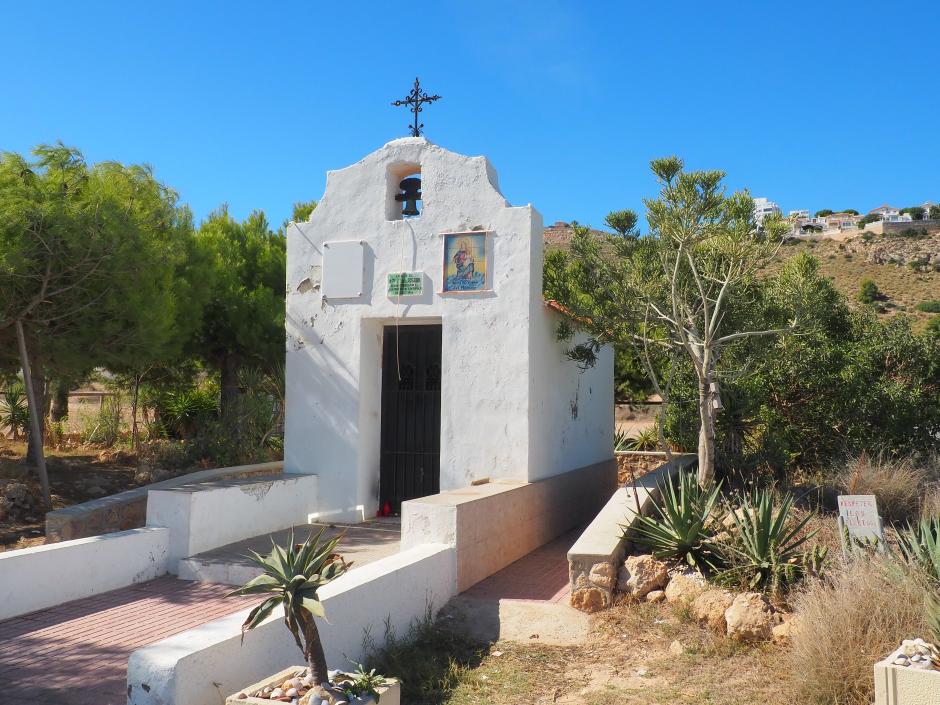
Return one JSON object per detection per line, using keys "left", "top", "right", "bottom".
{"left": 391, "top": 78, "right": 442, "bottom": 137}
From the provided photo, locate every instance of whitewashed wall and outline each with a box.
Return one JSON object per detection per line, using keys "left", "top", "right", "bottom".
{"left": 0, "top": 527, "right": 169, "bottom": 620}
{"left": 146, "top": 473, "right": 318, "bottom": 569}
{"left": 127, "top": 543, "right": 455, "bottom": 705}
{"left": 285, "top": 138, "right": 613, "bottom": 523}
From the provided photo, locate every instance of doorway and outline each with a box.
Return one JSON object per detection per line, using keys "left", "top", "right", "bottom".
{"left": 379, "top": 324, "right": 442, "bottom": 513}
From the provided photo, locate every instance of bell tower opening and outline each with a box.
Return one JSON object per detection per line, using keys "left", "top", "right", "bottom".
{"left": 386, "top": 162, "right": 422, "bottom": 220}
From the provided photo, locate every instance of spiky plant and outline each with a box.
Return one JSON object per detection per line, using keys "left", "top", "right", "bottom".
{"left": 0, "top": 384, "right": 29, "bottom": 441}
{"left": 229, "top": 528, "right": 349, "bottom": 684}
{"left": 629, "top": 470, "right": 722, "bottom": 572}
{"left": 626, "top": 426, "right": 659, "bottom": 451}
{"left": 896, "top": 517, "right": 940, "bottom": 587}
{"left": 715, "top": 489, "right": 818, "bottom": 595}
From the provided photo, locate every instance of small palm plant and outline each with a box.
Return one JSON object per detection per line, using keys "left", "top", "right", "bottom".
{"left": 629, "top": 470, "right": 722, "bottom": 572}
{"left": 229, "top": 528, "right": 349, "bottom": 684}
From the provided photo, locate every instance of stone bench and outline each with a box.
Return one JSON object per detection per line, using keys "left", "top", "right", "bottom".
{"left": 45, "top": 461, "right": 283, "bottom": 542}
{"left": 567, "top": 454, "right": 696, "bottom": 611}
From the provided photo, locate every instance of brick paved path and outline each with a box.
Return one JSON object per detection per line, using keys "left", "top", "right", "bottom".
{"left": 0, "top": 577, "right": 257, "bottom": 705}
{"left": 460, "top": 528, "right": 577, "bottom": 603}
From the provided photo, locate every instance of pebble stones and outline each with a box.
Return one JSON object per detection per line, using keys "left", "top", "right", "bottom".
{"left": 891, "top": 638, "right": 940, "bottom": 669}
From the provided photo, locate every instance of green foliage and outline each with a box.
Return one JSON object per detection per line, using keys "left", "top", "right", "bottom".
{"left": 930, "top": 205, "right": 940, "bottom": 221}
{"left": 290, "top": 200, "right": 317, "bottom": 224}
{"left": 916, "top": 300, "right": 940, "bottom": 313}
{"left": 664, "top": 255, "right": 940, "bottom": 475}
{"left": 0, "top": 383, "right": 29, "bottom": 440}
{"left": 229, "top": 528, "right": 348, "bottom": 680}
{"left": 338, "top": 664, "right": 390, "bottom": 702}
{"left": 194, "top": 207, "right": 286, "bottom": 411}
{"left": 604, "top": 208, "right": 639, "bottom": 238}
{"left": 80, "top": 395, "right": 123, "bottom": 447}
{"left": 623, "top": 425, "right": 659, "bottom": 451}
{"left": 715, "top": 489, "right": 820, "bottom": 595}
{"left": 886, "top": 227, "right": 929, "bottom": 240}
{"left": 900, "top": 206, "right": 926, "bottom": 221}
{"left": 814, "top": 209, "right": 834, "bottom": 217}
{"left": 157, "top": 384, "right": 219, "bottom": 438}
{"left": 630, "top": 470, "right": 721, "bottom": 571}
{"left": 858, "top": 278, "right": 881, "bottom": 304}
{"left": 896, "top": 517, "right": 940, "bottom": 587}
{"left": 858, "top": 213, "right": 881, "bottom": 229}
{"left": 927, "top": 315, "right": 940, "bottom": 337}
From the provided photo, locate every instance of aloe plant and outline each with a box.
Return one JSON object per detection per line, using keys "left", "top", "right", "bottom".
{"left": 629, "top": 471, "right": 722, "bottom": 571}
{"left": 716, "top": 489, "right": 818, "bottom": 595}
{"left": 896, "top": 517, "right": 940, "bottom": 586}
{"left": 229, "top": 528, "right": 349, "bottom": 684}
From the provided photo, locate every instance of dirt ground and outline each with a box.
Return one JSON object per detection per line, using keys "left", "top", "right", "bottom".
{"left": 0, "top": 440, "right": 139, "bottom": 550}
{"left": 431, "top": 599, "right": 786, "bottom": 705}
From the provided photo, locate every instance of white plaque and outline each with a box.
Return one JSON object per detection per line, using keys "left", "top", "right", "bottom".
{"left": 837, "top": 494, "right": 882, "bottom": 542}
{"left": 322, "top": 240, "right": 364, "bottom": 299}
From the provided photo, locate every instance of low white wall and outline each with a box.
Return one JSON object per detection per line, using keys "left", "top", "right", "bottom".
{"left": 0, "top": 527, "right": 169, "bottom": 620}
{"left": 146, "top": 473, "right": 318, "bottom": 568}
{"left": 127, "top": 543, "right": 456, "bottom": 705}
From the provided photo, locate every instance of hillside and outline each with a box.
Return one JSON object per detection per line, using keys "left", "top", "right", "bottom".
{"left": 544, "top": 224, "right": 940, "bottom": 330}
{"left": 763, "top": 233, "right": 940, "bottom": 329}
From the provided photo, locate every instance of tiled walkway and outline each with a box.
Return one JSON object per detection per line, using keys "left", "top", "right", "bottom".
{"left": 460, "top": 528, "right": 578, "bottom": 603}
{"left": 0, "top": 577, "right": 258, "bottom": 705}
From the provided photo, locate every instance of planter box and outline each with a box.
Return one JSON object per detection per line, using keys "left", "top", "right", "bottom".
{"left": 226, "top": 666, "right": 400, "bottom": 705}
{"left": 874, "top": 652, "right": 940, "bottom": 705}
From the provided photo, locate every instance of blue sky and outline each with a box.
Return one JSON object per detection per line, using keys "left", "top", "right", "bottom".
{"left": 3, "top": 1, "right": 938, "bottom": 231}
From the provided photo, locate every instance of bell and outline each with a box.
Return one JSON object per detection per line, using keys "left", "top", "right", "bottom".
{"left": 396, "top": 177, "right": 422, "bottom": 216}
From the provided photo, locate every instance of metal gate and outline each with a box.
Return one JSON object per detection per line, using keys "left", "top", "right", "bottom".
{"left": 379, "top": 324, "right": 442, "bottom": 513}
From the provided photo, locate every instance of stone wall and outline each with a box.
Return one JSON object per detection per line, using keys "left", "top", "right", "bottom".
{"left": 45, "top": 461, "right": 283, "bottom": 542}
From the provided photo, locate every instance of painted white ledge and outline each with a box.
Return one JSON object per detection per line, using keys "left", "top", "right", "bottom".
{"left": 146, "top": 473, "right": 318, "bottom": 570}
{"left": 127, "top": 543, "right": 456, "bottom": 705}
{"left": 0, "top": 527, "right": 169, "bottom": 620}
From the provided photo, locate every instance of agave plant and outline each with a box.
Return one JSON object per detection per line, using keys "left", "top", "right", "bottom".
{"left": 0, "top": 384, "right": 29, "bottom": 441}
{"left": 716, "top": 489, "right": 818, "bottom": 595}
{"left": 629, "top": 470, "right": 722, "bottom": 571}
{"left": 229, "top": 528, "right": 349, "bottom": 684}
{"left": 626, "top": 426, "right": 659, "bottom": 451}
{"left": 896, "top": 517, "right": 940, "bottom": 587}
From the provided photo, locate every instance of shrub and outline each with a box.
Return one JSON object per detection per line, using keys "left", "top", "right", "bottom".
{"left": 837, "top": 453, "right": 929, "bottom": 523}
{"left": 80, "top": 395, "right": 123, "bottom": 447}
{"left": 787, "top": 559, "right": 930, "bottom": 705}
{"left": 715, "top": 489, "right": 822, "bottom": 595}
{"left": 621, "top": 425, "right": 658, "bottom": 451}
{"left": 857, "top": 278, "right": 881, "bottom": 304}
{"left": 630, "top": 471, "right": 721, "bottom": 571}
{"left": 916, "top": 300, "right": 940, "bottom": 313}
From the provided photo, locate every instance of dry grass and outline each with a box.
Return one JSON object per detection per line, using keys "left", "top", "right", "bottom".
{"left": 763, "top": 238, "right": 940, "bottom": 331}
{"left": 787, "top": 558, "right": 931, "bottom": 705}
{"left": 837, "top": 453, "right": 931, "bottom": 523}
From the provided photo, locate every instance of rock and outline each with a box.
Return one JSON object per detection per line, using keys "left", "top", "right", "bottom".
{"left": 85, "top": 485, "right": 107, "bottom": 497}
{"left": 691, "top": 589, "right": 734, "bottom": 632}
{"left": 617, "top": 554, "right": 669, "bottom": 598}
{"left": 573, "top": 571, "right": 590, "bottom": 590}
{"left": 134, "top": 470, "right": 153, "bottom": 485}
{"left": 570, "top": 586, "right": 608, "bottom": 613}
{"left": 772, "top": 615, "right": 798, "bottom": 645}
{"left": 664, "top": 571, "right": 706, "bottom": 605}
{"left": 235, "top": 693, "right": 247, "bottom": 700}
{"left": 669, "top": 639, "right": 685, "bottom": 655}
{"left": 589, "top": 562, "right": 616, "bottom": 591}
{"left": 298, "top": 693, "right": 322, "bottom": 705}
{"left": 645, "top": 589, "right": 666, "bottom": 604}
{"left": 725, "top": 592, "right": 775, "bottom": 643}
{"left": 271, "top": 688, "right": 285, "bottom": 698}
{"left": 97, "top": 450, "right": 113, "bottom": 462}
{"left": 286, "top": 688, "right": 299, "bottom": 697}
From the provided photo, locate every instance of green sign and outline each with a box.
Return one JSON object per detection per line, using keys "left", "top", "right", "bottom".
{"left": 387, "top": 272, "right": 423, "bottom": 297}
